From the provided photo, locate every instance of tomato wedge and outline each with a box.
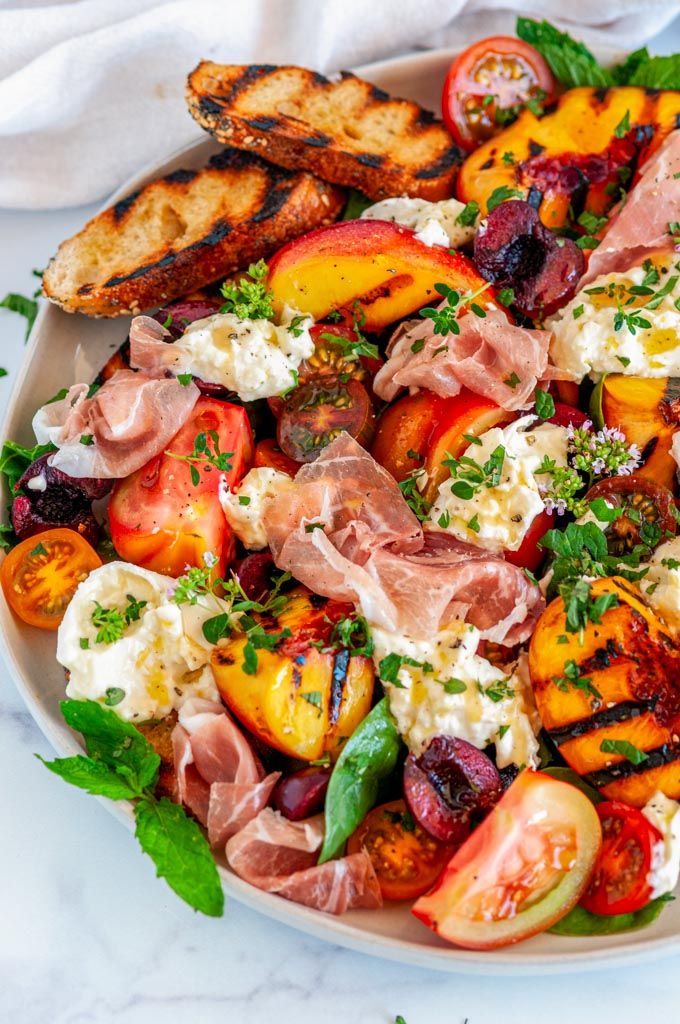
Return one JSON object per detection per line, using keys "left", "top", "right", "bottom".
{"left": 412, "top": 770, "right": 602, "bottom": 949}
{"left": 347, "top": 799, "right": 456, "bottom": 901}
{"left": 580, "top": 801, "right": 662, "bottom": 916}
{"left": 109, "top": 397, "right": 253, "bottom": 577}
{"left": 442, "top": 36, "right": 556, "bottom": 153}
{"left": 1, "top": 528, "right": 101, "bottom": 630}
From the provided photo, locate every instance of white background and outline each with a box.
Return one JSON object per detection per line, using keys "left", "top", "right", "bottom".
{"left": 2, "top": 18, "right": 680, "bottom": 1023}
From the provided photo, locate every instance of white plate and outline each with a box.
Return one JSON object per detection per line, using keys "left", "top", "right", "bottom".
{"left": 2, "top": 47, "right": 679, "bottom": 975}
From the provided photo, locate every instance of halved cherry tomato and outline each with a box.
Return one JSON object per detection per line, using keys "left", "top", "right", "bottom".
{"left": 442, "top": 36, "right": 556, "bottom": 153}
{"left": 254, "top": 438, "right": 301, "bottom": 477}
{"left": 504, "top": 509, "right": 551, "bottom": 573}
{"left": 1, "top": 528, "right": 101, "bottom": 630}
{"left": 267, "top": 323, "right": 383, "bottom": 420}
{"left": 277, "top": 379, "right": 375, "bottom": 463}
{"left": 412, "top": 770, "right": 602, "bottom": 949}
{"left": 584, "top": 476, "right": 677, "bottom": 556}
{"left": 109, "top": 397, "right": 253, "bottom": 577}
{"left": 580, "top": 800, "right": 662, "bottom": 916}
{"left": 347, "top": 799, "right": 456, "bottom": 901}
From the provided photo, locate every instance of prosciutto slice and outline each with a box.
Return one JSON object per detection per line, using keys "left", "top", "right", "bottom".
{"left": 172, "top": 699, "right": 280, "bottom": 848}
{"left": 372, "top": 306, "right": 551, "bottom": 411}
{"left": 225, "top": 808, "right": 382, "bottom": 914}
{"left": 581, "top": 128, "right": 680, "bottom": 285}
{"left": 32, "top": 368, "right": 199, "bottom": 478}
{"left": 128, "top": 315, "right": 177, "bottom": 374}
{"left": 264, "top": 434, "right": 543, "bottom": 643}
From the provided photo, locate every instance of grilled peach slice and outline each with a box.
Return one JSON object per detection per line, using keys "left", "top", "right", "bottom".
{"left": 592, "top": 374, "right": 679, "bottom": 491}
{"left": 211, "top": 587, "right": 374, "bottom": 761}
{"left": 267, "top": 220, "right": 490, "bottom": 331}
{"left": 529, "top": 577, "right": 680, "bottom": 806}
{"left": 371, "top": 387, "right": 514, "bottom": 500}
{"left": 458, "top": 87, "right": 680, "bottom": 228}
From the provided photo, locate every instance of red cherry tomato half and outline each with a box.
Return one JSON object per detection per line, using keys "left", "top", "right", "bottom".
{"left": 442, "top": 36, "right": 556, "bottom": 153}
{"left": 412, "top": 770, "right": 602, "bottom": 949}
{"left": 580, "top": 800, "right": 662, "bottom": 916}
{"left": 504, "top": 509, "right": 551, "bottom": 573}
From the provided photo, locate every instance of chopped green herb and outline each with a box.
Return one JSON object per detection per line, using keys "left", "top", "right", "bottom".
{"left": 600, "top": 738, "right": 648, "bottom": 765}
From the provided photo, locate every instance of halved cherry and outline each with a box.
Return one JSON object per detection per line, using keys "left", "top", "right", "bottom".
{"left": 474, "top": 200, "right": 584, "bottom": 319}
{"left": 273, "top": 766, "right": 331, "bottom": 821}
{"left": 584, "top": 476, "right": 677, "bottom": 556}
{"left": 403, "top": 735, "right": 502, "bottom": 843}
{"left": 277, "top": 379, "right": 375, "bottom": 463}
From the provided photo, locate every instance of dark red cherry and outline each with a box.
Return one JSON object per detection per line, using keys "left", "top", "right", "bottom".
{"left": 403, "top": 735, "right": 502, "bottom": 843}
{"left": 474, "top": 200, "right": 584, "bottom": 319}
{"left": 273, "top": 766, "right": 331, "bottom": 821}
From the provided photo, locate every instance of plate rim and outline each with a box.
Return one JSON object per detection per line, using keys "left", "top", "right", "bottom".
{"left": 2, "top": 44, "right": 680, "bottom": 976}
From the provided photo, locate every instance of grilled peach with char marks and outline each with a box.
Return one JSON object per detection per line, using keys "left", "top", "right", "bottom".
{"left": 592, "top": 374, "right": 680, "bottom": 491}
{"left": 211, "top": 587, "right": 374, "bottom": 761}
{"left": 267, "top": 219, "right": 492, "bottom": 331}
{"left": 529, "top": 577, "right": 680, "bottom": 806}
{"left": 458, "top": 87, "right": 680, "bottom": 228}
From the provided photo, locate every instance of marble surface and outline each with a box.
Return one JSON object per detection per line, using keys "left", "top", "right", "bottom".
{"left": 4, "top": 20, "right": 680, "bottom": 1022}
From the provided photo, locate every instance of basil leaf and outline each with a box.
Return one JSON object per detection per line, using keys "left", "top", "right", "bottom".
{"left": 550, "top": 895, "right": 674, "bottom": 936}
{"left": 37, "top": 754, "right": 140, "bottom": 799}
{"left": 516, "top": 18, "right": 612, "bottom": 88}
{"left": 319, "top": 698, "right": 401, "bottom": 863}
{"left": 134, "top": 797, "right": 224, "bottom": 917}
{"left": 60, "top": 699, "right": 160, "bottom": 792}
{"left": 541, "top": 766, "right": 603, "bottom": 804}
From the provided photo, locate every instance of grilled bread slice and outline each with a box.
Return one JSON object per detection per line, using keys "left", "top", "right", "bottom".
{"left": 43, "top": 149, "right": 344, "bottom": 317}
{"left": 186, "top": 62, "right": 462, "bottom": 202}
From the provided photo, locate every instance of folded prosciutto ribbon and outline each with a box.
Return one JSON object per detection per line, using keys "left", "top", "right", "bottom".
{"left": 172, "top": 699, "right": 381, "bottom": 914}
{"left": 32, "top": 366, "right": 199, "bottom": 478}
{"left": 580, "top": 128, "right": 680, "bottom": 286}
{"left": 264, "top": 433, "right": 544, "bottom": 645}
{"left": 373, "top": 305, "right": 552, "bottom": 412}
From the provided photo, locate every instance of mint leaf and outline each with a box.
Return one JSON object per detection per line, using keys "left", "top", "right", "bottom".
{"left": 627, "top": 54, "right": 680, "bottom": 89}
{"left": 516, "top": 18, "right": 612, "bottom": 88}
{"left": 600, "top": 738, "right": 648, "bottom": 765}
{"left": 134, "top": 797, "right": 224, "bottom": 917}
{"left": 38, "top": 754, "right": 139, "bottom": 800}
{"left": 60, "top": 699, "right": 160, "bottom": 792}
{"left": 0, "top": 291, "right": 39, "bottom": 341}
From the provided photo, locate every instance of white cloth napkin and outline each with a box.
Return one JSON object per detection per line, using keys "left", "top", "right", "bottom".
{"left": 0, "top": 0, "right": 677, "bottom": 210}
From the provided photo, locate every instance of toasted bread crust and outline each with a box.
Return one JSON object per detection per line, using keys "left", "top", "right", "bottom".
{"left": 43, "top": 149, "right": 345, "bottom": 317}
{"left": 186, "top": 63, "right": 462, "bottom": 202}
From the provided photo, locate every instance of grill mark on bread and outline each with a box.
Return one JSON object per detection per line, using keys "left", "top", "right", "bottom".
{"left": 43, "top": 146, "right": 345, "bottom": 316}
{"left": 186, "top": 61, "right": 462, "bottom": 201}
